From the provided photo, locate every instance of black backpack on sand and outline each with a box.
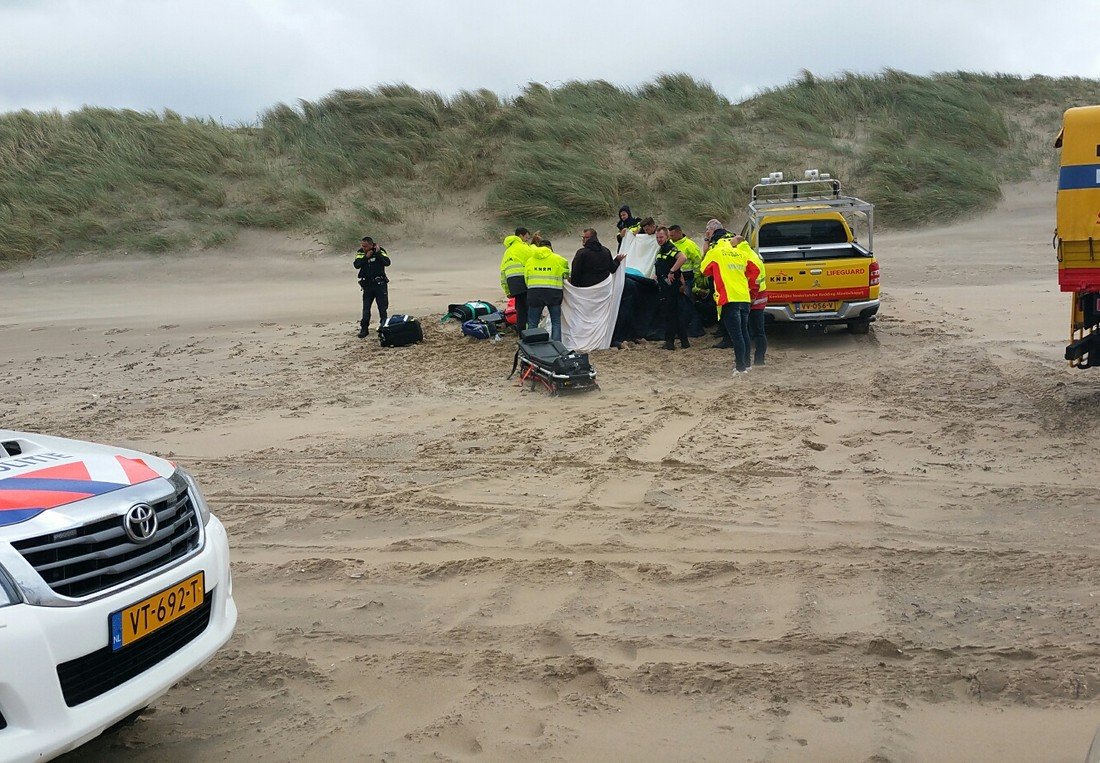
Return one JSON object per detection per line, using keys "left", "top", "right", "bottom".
{"left": 444, "top": 300, "right": 497, "bottom": 323}
{"left": 379, "top": 315, "right": 424, "bottom": 347}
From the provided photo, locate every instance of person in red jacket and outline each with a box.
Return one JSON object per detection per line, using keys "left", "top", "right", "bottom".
{"left": 745, "top": 241, "right": 769, "bottom": 366}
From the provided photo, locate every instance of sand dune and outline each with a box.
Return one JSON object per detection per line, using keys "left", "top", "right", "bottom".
{"left": 3, "top": 181, "right": 1099, "bottom": 762}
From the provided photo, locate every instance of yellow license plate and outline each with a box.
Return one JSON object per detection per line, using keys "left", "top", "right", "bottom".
{"left": 795, "top": 301, "right": 839, "bottom": 312}
{"left": 110, "top": 571, "right": 205, "bottom": 651}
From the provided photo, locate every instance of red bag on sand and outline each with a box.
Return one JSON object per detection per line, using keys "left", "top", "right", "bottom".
{"left": 504, "top": 297, "right": 517, "bottom": 326}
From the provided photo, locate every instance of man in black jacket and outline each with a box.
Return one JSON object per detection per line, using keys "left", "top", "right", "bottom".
{"left": 571, "top": 229, "right": 624, "bottom": 288}
{"left": 354, "top": 236, "right": 391, "bottom": 338}
{"left": 654, "top": 226, "right": 689, "bottom": 350}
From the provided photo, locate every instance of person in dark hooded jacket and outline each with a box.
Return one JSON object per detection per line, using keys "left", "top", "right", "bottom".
{"left": 571, "top": 229, "right": 624, "bottom": 288}
{"left": 615, "top": 205, "right": 640, "bottom": 252}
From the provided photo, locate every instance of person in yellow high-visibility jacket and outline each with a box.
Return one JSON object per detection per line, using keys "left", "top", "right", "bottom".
{"left": 700, "top": 229, "right": 758, "bottom": 374}
{"left": 523, "top": 237, "right": 570, "bottom": 341}
{"left": 500, "top": 227, "right": 533, "bottom": 330}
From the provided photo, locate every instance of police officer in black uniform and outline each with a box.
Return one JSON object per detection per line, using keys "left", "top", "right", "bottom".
{"left": 654, "top": 226, "right": 690, "bottom": 350}
{"left": 354, "top": 236, "right": 391, "bottom": 338}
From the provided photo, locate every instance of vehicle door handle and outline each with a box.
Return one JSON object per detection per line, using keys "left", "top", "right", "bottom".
{"left": 810, "top": 268, "right": 823, "bottom": 275}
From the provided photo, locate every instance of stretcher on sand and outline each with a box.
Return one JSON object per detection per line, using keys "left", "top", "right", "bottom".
{"left": 508, "top": 328, "right": 598, "bottom": 395}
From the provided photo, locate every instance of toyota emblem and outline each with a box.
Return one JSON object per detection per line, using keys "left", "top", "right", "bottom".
{"left": 124, "top": 503, "right": 158, "bottom": 544}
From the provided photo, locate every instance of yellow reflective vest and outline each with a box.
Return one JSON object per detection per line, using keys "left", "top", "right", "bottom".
{"left": 524, "top": 245, "right": 570, "bottom": 302}
{"left": 499, "top": 235, "right": 531, "bottom": 297}
{"left": 700, "top": 238, "right": 751, "bottom": 306}
{"left": 671, "top": 235, "right": 702, "bottom": 274}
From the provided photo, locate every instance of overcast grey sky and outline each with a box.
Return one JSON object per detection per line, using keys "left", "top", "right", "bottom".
{"left": 3, "top": 0, "right": 1099, "bottom": 123}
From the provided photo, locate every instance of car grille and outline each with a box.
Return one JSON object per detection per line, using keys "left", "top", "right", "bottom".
{"left": 12, "top": 486, "right": 201, "bottom": 598}
{"left": 56, "top": 590, "right": 213, "bottom": 706}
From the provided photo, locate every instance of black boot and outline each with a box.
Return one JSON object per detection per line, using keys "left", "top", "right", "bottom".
{"left": 662, "top": 340, "right": 676, "bottom": 350}
{"left": 357, "top": 325, "right": 369, "bottom": 338}
{"left": 713, "top": 339, "right": 732, "bottom": 349}
{"left": 680, "top": 338, "right": 690, "bottom": 349}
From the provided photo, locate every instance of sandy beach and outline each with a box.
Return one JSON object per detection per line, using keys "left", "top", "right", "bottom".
{"left": 2, "top": 181, "right": 1099, "bottom": 761}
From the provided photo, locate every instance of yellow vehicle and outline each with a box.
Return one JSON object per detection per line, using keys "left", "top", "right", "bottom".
{"left": 1054, "top": 106, "right": 1100, "bottom": 368}
{"left": 740, "top": 171, "right": 880, "bottom": 333}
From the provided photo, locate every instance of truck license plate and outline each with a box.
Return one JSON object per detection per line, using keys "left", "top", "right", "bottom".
{"left": 110, "top": 571, "right": 205, "bottom": 651}
{"left": 795, "top": 301, "right": 839, "bottom": 313}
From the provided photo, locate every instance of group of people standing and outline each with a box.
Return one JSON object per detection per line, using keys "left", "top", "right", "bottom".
{"left": 499, "top": 208, "right": 770, "bottom": 374}
{"left": 616, "top": 207, "right": 705, "bottom": 351}
{"left": 352, "top": 215, "right": 768, "bottom": 376}
{"left": 499, "top": 229, "right": 574, "bottom": 340}
{"left": 500, "top": 226, "right": 626, "bottom": 343}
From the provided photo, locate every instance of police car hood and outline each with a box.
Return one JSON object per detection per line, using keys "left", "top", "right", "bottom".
{"left": 0, "top": 429, "right": 175, "bottom": 529}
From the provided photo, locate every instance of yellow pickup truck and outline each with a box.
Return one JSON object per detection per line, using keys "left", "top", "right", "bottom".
{"left": 740, "top": 171, "right": 880, "bottom": 333}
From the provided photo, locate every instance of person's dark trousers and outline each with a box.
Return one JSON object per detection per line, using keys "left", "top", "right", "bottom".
{"left": 748, "top": 308, "right": 767, "bottom": 365}
{"left": 693, "top": 290, "right": 718, "bottom": 327}
{"left": 527, "top": 304, "right": 563, "bottom": 341}
{"left": 735, "top": 305, "right": 751, "bottom": 362}
{"left": 613, "top": 278, "right": 637, "bottom": 343}
{"left": 720, "top": 303, "right": 751, "bottom": 371}
{"left": 360, "top": 280, "right": 389, "bottom": 333}
{"left": 659, "top": 280, "right": 688, "bottom": 344}
{"left": 513, "top": 292, "right": 528, "bottom": 332}
{"left": 679, "top": 273, "right": 705, "bottom": 337}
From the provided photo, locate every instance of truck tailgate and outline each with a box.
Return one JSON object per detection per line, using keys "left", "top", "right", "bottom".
{"left": 766, "top": 258, "right": 872, "bottom": 307}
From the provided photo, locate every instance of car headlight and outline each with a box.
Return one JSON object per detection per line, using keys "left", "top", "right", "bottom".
{"left": 174, "top": 467, "right": 212, "bottom": 526}
{"left": 0, "top": 564, "right": 21, "bottom": 607}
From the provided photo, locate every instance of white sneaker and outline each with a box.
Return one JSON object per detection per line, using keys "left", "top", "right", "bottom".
{"left": 732, "top": 369, "right": 747, "bottom": 376}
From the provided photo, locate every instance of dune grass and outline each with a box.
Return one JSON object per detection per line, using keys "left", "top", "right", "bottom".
{"left": 3, "top": 71, "right": 1099, "bottom": 262}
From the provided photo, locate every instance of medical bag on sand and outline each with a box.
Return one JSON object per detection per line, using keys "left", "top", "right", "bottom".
{"left": 378, "top": 314, "right": 424, "bottom": 347}
{"left": 504, "top": 297, "right": 517, "bottom": 326}
{"left": 508, "top": 327, "right": 598, "bottom": 394}
{"left": 444, "top": 300, "right": 497, "bottom": 323}
{"left": 462, "top": 311, "right": 508, "bottom": 340}
{"left": 461, "top": 319, "right": 496, "bottom": 340}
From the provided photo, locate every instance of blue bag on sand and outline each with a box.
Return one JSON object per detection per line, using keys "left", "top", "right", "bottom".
{"left": 461, "top": 319, "right": 496, "bottom": 340}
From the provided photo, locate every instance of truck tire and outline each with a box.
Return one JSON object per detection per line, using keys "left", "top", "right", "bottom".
{"left": 848, "top": 320, "right": 871, "bottom": 335}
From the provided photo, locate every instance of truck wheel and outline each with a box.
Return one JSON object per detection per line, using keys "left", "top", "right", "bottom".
{"left": 848, "top": 320, "right": 871, "bottom": 335}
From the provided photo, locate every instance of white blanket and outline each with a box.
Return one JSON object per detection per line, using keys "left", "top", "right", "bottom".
{"left": 620, "top": 230, "right": 658, "bottom": 280}
{"left": 561, "top": 265, "right": 625, "bottom": 352}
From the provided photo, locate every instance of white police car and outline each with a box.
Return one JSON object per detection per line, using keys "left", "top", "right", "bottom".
{"left": 0, "top": 430, "right": 236, "bottom": 762}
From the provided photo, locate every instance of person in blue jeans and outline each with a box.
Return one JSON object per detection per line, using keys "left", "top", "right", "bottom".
{"left": 528, "top": 303, "right": 562, "bottom": 340}
{"left": 720, "top": 303, "right": 752, "bottom": 373}
{"left": 701, "top": 228, "right": 757, "bottom": 374}
{"left": 523, "top": 237, "right": 570, "bottom": 342}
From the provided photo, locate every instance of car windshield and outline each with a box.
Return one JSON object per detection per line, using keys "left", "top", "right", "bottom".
{"left": 759, "top": 220, "right": 849, "bottom": 247}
